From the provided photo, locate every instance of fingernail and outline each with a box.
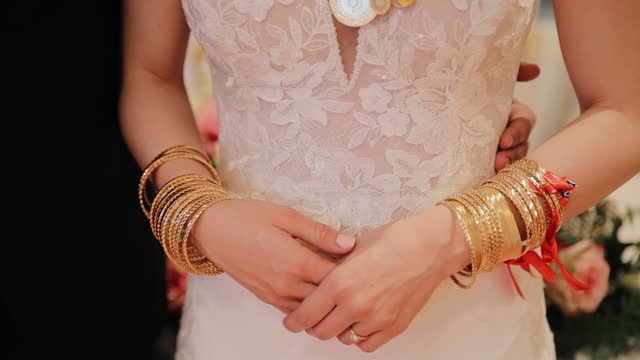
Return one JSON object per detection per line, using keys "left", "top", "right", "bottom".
{"left": 505, "top": 157, "right": 512, "bottom": 166}
{"left": 337, "top": 234, "right": 356, "bottom": 249}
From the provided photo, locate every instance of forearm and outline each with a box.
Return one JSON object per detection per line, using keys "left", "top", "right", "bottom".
{"left": 120, "top": 69, "right": 212, "bottom": 187}
{"left": 529, "top": 104, "right": 640, "bottom": 219}
{"left": 120, "top": 0, "right": 212, "bottom": 188}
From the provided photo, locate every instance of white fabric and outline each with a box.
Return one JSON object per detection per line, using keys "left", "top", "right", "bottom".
{"left": 177, "top": 1, "right": 555, "bottom": 359}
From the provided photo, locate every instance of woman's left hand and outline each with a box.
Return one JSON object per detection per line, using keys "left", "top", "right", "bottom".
{"left": 282, "top": 205, "right": 470, "bottom": 353}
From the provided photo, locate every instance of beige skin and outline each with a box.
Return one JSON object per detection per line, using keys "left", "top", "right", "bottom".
{"left": 118, "top": 0, "right": 637, "bottom": 354}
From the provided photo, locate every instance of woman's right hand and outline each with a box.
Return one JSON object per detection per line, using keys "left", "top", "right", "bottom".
{"left": 192, "top": 199, "right": 356, "bottom": 314}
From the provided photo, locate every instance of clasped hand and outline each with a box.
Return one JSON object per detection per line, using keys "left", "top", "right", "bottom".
{"left": 282, "top": 206, "right": 469, "bottom": 353}
{"left": 194, "top": 63, "right": 538, "bottom": 353}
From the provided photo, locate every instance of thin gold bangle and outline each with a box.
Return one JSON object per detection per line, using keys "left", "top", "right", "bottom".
{"left": 438, "top": 200, "right": 479, "bottom": 288}
{"left": 139, "top": 152, "right": 218, "bottom": 218}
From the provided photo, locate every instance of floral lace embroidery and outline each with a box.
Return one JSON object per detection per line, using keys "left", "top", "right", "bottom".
{"left": 182, "top": 0, "right": 536, "bottom": 236}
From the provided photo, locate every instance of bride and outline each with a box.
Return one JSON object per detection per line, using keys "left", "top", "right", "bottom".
{"left": 120, "top": 0, "right": 640, "bottom": 359}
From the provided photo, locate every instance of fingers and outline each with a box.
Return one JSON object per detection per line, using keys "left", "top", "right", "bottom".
{"left": 336, "top": 320, "right": 402, "bottom": 352}
{"left": 296, "top": 246, "right": 338, "bottom": 284}
{"left": 516, "top": 62, "right": 540, "bottom": 82}
{"left": 309, "top": 303, "right": 359, "bottom": 341}
{"left": 356, "top": 329, "right": 398, "bottom": 353}
{"left": 336, "top": 284, "right": 436, "bottom": 353}
{"left": 272, "top": 299, "right": 302, "bottom": 314}
{"left": 275, "top": 279, "right": 317, "bottom": 300}
{"left": 275, "top": 207, "right": 356, "bottom": 255}
{"left": 270, "top": 227, "right": 336, "bottom": 284}
{"left": 499, "top": 116, "right": 534, "bottom": 150}
{"left": 510, "top": 98, "right": 537, "bottom": 129}
{"left": 336, "top": 321, "right": 380, "bottom": 346}
{"left": 495, "top": 151, "right": 511, "bottom": 172}
{"left": 496, "top": 142, "right": 529, "bottom": 171}
{"left": 355, "top": 286, "right": 434, "bottom": 353}
{"left": 282, "top": 282, "right": 336, "bottom": 333}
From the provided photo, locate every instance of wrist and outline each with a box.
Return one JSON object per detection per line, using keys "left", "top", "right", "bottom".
{"left": 413, "top": 205, "right": 472, "bottom": 278}
{"left": 153, "top": 158, "right": 216, "bottom": 188}
{"left": 439, "top": 204, "right": 473, "bottom": 275}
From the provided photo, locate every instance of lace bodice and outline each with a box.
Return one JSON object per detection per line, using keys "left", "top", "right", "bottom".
{"left": 182, "top": 0, "right": 536, "bottom": 236}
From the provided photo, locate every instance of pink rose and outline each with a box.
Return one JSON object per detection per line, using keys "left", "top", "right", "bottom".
{"left": 195, "top": 98, "right": 219, "bottom": 157}
{"left": 545, "top": 239, "right": 610, "bottom": 316}
{"left": 166, "top": 260, "right": 188, "bottom": 311}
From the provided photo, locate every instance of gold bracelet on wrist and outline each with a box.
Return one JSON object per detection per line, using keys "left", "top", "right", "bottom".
{"left": 438, "top": 200, "right": 479, "bottom": 288}
{"left": 139, "top": 146, "right": 235, "bottom": 276}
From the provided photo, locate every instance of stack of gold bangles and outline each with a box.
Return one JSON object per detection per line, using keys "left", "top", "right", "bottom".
{"left": 439, "top": 159, "right": 579, "bottom": 293}
{"left": 138, "top": 145, "right": 234, "bottom": 275}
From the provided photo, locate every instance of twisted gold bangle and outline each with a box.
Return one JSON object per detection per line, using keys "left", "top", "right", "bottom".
{"left": 439, "top": 200, "right": 479, "bottom": 288}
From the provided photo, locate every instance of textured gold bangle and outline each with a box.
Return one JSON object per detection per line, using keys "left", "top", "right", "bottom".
{"left": 139, "top": 145, "right": 220, "bottom": 214}
{"left": 499, "top": 170, "right": 547, "bottom": 252}
{"left": 509, "top": 159, "right": 563, "bottom": 222}
{"left": 450, "top": 193, "right": 490, "bottom": 273}
{"left": 158, "top": 187, "right": 232, "bottom": 275}
{"left": 153, "top": 179, "right": 214, "bottom": 234}
{"left": 181, "top": 196, "right": 231, "bottom": 275}
{"left": 156, "top": 184, "right": 215, "bottom": 252}
{"left": 139, "top": 152, "right": 219, "bottom": 218}
{"left": 442, "top": 200, "right": 474, "bottom": 278}
{"left": 465, "top": 188, "right": 502, "bottom": 272}
{"left": 474, "top": 187, "right": 505, "bottom": 271}
{"left": 482, "top": 181, "right": 535, "bottom": 256}
{"left": 163, "top": 187, "right": 217, "bottom": 260}
{"left": 490, "top": 188, "right": 522, "bottom": 261}
{"left": 139, "top": 146, "right": 236, "bottom": 277}
{"left": 438, "top": 200, "right": 479, "bottom": 288}
{"left": 146, "top": 174, "right": 234, "bottom": 276}
{"left": 505, "top": 168, "right": 551, "bottom": 250}
{"left": 483, "top": 179, "right": 532, "bottom": 248}
{"left": 514, "top": 162, "right": 565, "bottom": 225}
{"left": 499, "top": 171, "right": 542, "bottom": 252}
{"left": 151, "top": 176, "right": 215, "bottom": 239}
{"left": 169, "top": 193, "right": 217, "bottom": 270}
{"left": 148, "top": 144, "right": 211, "bottom": 165}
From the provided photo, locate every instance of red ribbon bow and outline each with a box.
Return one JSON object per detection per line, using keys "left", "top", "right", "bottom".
{"left": 505, "top": 171, "right": 589, "bottom": 298}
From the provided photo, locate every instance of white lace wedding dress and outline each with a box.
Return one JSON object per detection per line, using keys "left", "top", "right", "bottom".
{"left": 177, "top": 0, "right": 555, "bottom": 358}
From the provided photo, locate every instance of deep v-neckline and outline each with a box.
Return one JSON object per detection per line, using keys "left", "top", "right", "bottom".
{"left": 324, "top": 3, "right": 365, "bottom": 86}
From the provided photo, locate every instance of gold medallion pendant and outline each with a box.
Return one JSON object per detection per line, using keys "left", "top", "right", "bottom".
{"left": 329, "top": 0, "right": 377, "bottom": 28}
{"left": 329, "top": 0, "right": 416, "bottom": 28}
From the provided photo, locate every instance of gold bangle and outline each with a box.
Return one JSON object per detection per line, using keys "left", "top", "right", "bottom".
{"left": 160, "top": 188, "right": 231, "bottom": 275}
{"left": 505, "top": 168, "right": 551, "bottom": 250}
{"left": 169, "top": 193, "right": 217, "bottom": 271}
{"left": 484, "top": 174, "right": 534, "bottom": 237}
{"left": 181, "top": 196, "right": 231, "bottom": 275}
{"left": 449, "top": 193, "right": 490, "bottom": 273}
{"left": 139, "top": 152, "right": 218, "bottom": 218}
{"left": 438, "top": 200, "right": 479, "bottom": 288}
{"left": 161, "top": 186, "right": 219, "bottom": 263}
{"left": 150, "top": 176, "right": 215, "bottom": 239}
{"left": 147, "top": 176, "right": 234, "bottom": 276}
{"left": 138, "top": 146, "right": 220, "bottom": 217}
{"left": 473, "top": 187, "right": 505, "bottom": 271}
{"left": 482, "top": 179, "right": 532, "bottom": 250}
{"left": 162, "top": 187, "right": 215, "bottom": 263}
{"left": 490, "top": 188, "right": 522, "bottom": 261}
{"left": 499, "top": 170, "right": 547, "bottom": 252}
{"left": 513, "top": 162, "right": 565, "bottom": 225}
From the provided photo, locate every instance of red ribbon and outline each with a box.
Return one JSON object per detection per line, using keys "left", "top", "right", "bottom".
{"left": 504, "top": 172, "right": 589, "bottom": 299}
{"left": 506, "top": 235, "right": 589, "bottom": 299}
